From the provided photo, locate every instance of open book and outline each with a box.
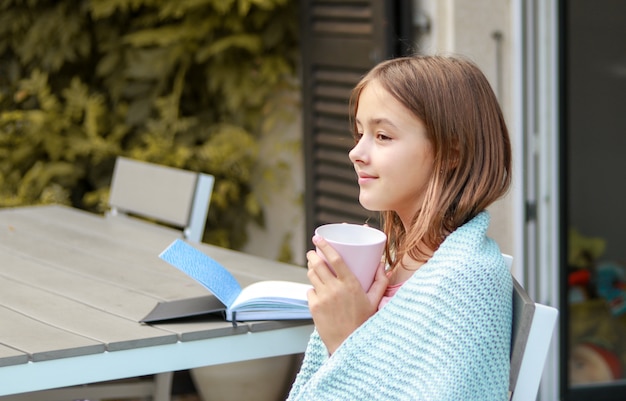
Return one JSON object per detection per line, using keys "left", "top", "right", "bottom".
{"left": 141, "top": 239, "right": 312, "bottom": 322}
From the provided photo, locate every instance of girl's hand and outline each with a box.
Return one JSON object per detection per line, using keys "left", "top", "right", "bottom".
{"left": 306, "top": 235, "right": 388, "bottom": 355}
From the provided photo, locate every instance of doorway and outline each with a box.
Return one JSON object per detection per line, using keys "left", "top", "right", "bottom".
{"left": 563, "top": 0, "right": 626, "bottom": 399}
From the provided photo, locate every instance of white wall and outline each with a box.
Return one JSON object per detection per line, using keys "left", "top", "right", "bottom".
{"left": 243, "top": 110, "right": 306, "bottom": 266}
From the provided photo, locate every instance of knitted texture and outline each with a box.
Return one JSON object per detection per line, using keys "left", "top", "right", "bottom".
{"left": 288, "top": 212, "right": 512, "bottom": 401}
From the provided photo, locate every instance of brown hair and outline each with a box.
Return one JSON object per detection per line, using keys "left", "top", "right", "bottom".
{"left": 349, "top": 55, "right": 512, "bottom": 268}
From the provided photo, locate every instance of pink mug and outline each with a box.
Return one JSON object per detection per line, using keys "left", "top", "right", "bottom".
{"left": 315, "top": 223, "right": 386, "bottom": 291}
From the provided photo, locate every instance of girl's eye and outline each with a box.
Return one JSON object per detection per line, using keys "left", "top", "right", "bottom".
{"left": 376, "top": 132, "right": 391, "bottom": 141}
{"left": 353, "top": 132, "right": 363, "bottom": 143}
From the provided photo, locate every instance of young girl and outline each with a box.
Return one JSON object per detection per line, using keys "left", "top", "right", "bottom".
{"left": 288, "top": 55, "right": 513, "bottom": 400}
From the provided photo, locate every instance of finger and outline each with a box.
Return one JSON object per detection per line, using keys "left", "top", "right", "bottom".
{"left": 306, "top": 287, "right": 318, "bottom": 308}
{"left": 306, "top": 250, "right": 325, "bottom": 286}
{"left": 306, "top": 249, "right": 340, "bottom": 289}
{"left": 367, "top": 262, "right": 389, "bottom": 298}
{"left": 307, "top": 266, "right": 326, "bottom": 289}
{"left": 306, "top": 249, "right": 319, "bottom": 267}
{"left": 312, "top": 235, "right": 350, "bottom": 279}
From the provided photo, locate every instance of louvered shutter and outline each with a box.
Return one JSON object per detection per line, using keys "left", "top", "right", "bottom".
{"left": 301, "top": 0, "right": 413, "bottom": 241}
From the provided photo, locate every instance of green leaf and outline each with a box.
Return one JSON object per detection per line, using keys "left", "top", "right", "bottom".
{"left": 195, "top": 34, "right": 262, "bottom": 62}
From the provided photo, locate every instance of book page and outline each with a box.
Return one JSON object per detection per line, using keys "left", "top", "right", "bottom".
{"left": 230, "top": 280, "right": 311, "bottom": 311}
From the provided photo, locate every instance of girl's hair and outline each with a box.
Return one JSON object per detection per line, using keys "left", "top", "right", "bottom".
{"left": 349, "top": 55, "right": 512, "bottom": 267}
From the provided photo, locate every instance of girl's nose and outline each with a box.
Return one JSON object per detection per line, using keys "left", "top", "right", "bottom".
{"left": 348, "top": 141, "right": 364, "bottom": 164}
{"left": 348, "top": 143, "right": 361, "bottom": 163}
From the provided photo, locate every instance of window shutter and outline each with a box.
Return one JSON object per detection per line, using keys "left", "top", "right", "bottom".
{"left": 301, "top": 0, "right": 413, "bottom": 240}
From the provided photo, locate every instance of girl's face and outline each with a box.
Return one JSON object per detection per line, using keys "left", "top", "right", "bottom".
{"left": 349, "top": 80, "right": 435, "bottom": 227}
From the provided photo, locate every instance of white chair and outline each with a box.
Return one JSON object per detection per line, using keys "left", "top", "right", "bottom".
{"left": 108, "top": 156, "right": 215, "bottom": 243}
{"left": 504, "top": 255, "right": 559, "bottom": 401}
{"left": 1, "top": 157, "right": 215, "bottom": 401}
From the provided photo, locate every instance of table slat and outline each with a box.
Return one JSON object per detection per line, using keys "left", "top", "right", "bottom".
{"left": 0, "top": 217, "right": 208, "bottom": 302}
{"left": 0, "top": 344, "right": 29, "bottom": 368}
{"left": 0, "top": 251, "right": 162, "bottom": 320}
{"left": 150, "top": 318, "right": 249, "bottom": 342}
{"left": 0, "top": 306, "right": 105, "bottom": 362}
{"left": 11, "top": 205, "right": 179, "bottom": 250}
{"left": 0, "top": 276, "right": 177, "bottom": 355}
{"left": 1, "top": 208, "right": 182, "bottom": 278}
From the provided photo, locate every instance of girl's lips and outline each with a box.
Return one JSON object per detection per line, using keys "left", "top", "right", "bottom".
{"left": 357, "top": 173, "right": 377, "bottom": 185}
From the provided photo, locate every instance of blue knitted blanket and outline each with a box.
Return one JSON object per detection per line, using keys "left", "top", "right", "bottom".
{"left": 288, "top": 212, "right": 512, "bottom": 401}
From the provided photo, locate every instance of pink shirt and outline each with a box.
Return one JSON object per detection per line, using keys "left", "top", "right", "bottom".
{"left": 378, "top": 281, "right": 406, "bottom": 310}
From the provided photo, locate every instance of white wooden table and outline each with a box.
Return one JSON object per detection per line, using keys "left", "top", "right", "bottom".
{"left": 0, "top": 205, "right": 313, "bottom": 396}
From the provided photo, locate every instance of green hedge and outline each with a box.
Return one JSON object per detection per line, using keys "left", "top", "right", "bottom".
{"left": 0, "top": 0, "right": 300, "bottom": 250}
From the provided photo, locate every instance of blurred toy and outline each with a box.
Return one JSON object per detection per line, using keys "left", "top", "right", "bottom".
{"left": 568, "top": 228, "right": 606, "bottom": 303}
{"left": 568, "top": 269, "right": 593, "bottom": 303}
{"left": 570, "top": 342, "right": 623, "bottom": 385}
{"left": 595, "top": 262, "right": 626, "bottom": 316}
{"left": 569, "top": 228, "right": 606, "bottom": 269}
